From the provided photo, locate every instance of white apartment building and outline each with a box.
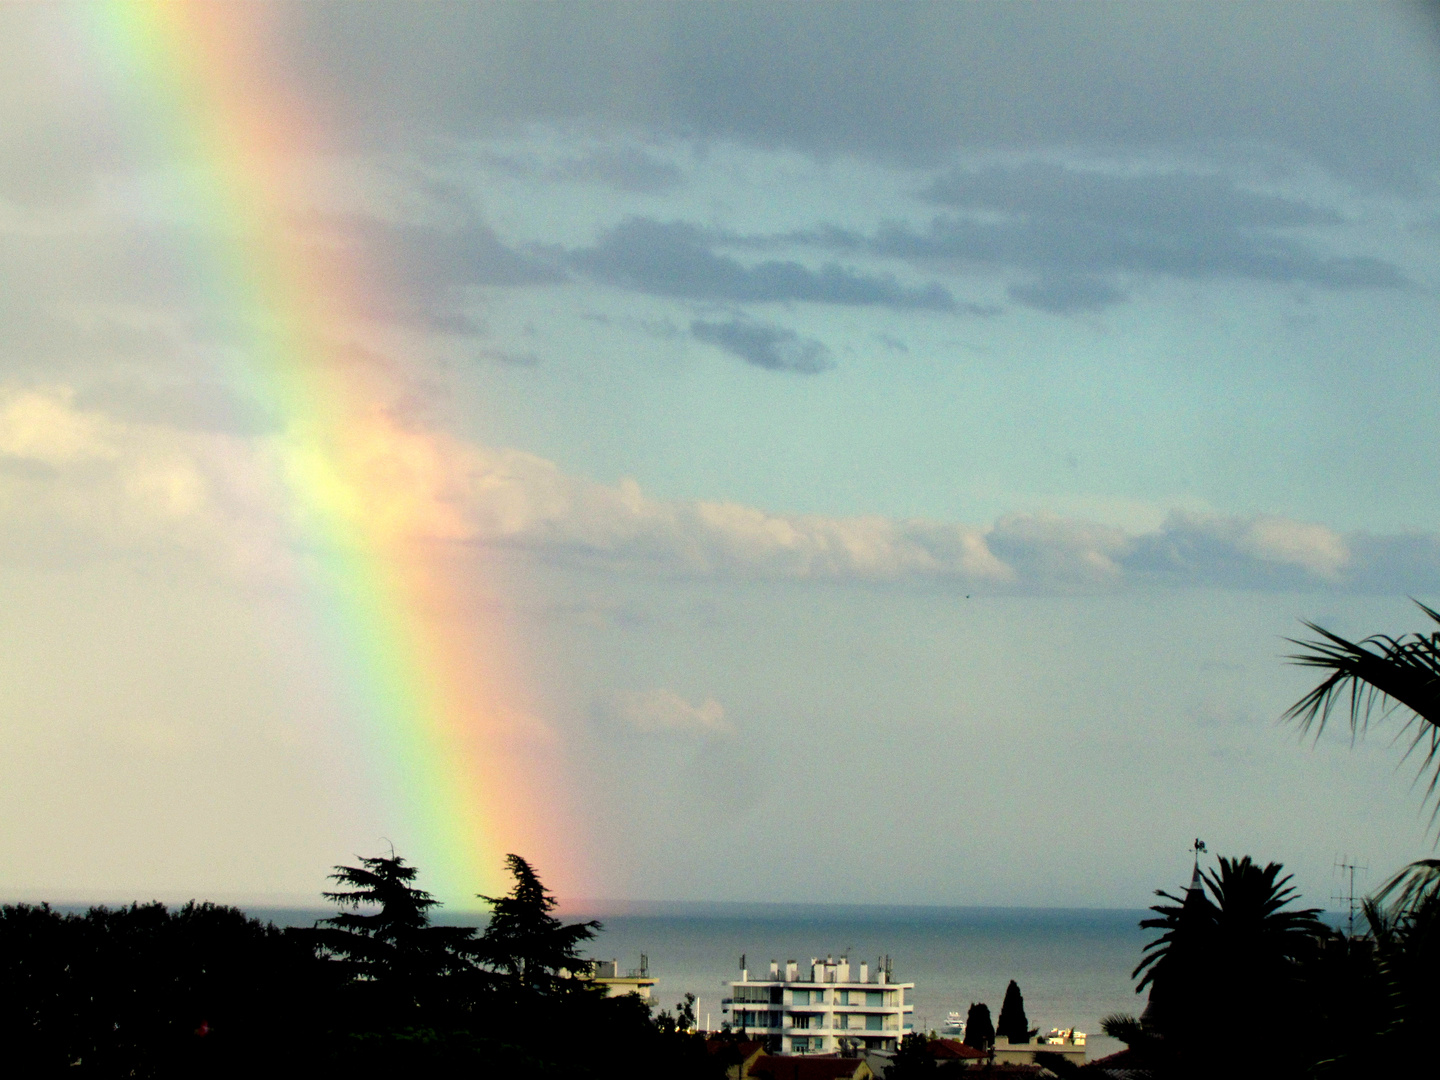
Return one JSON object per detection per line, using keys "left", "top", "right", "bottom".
{"left": 723, "top": 955, "right": 914, "bottom": 1055}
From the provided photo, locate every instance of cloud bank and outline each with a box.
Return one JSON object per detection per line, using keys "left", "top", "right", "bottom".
{"left": 3, "top": 386, "right": 1437, "bottom": 596}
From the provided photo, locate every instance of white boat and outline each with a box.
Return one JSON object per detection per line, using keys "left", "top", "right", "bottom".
{"left": 942, "top": 1011, "right": 965, "bottom": 1035}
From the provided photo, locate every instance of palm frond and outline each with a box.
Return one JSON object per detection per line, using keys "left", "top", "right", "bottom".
{"left": 1373, "top": 858, "right": 1440, "bottom": 914}
{"left": 1285, "top": 602, "right": 1440, "bottom": 822}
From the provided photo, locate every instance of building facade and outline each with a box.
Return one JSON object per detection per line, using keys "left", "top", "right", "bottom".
{"left": 589, "top": 957, "right": 657, "bottom": 999}
{"left": 723, "top": 956, "right": 914, "bottom": 1054}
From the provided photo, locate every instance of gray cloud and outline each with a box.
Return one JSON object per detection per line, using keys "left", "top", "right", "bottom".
{"left": 279, "top": 2, "right": 1440, "bottom": 189}
{"left": 923, "top": 163, "right": 1341, "bottom": 229}
{"left": 690, "top": 318, "right": 832, "bottom": 373}
{"left": 1006, "top": 276, "right": 1128, "bottom": 315}
{"left": 569, "top": 217, "right": 957, "bottom": 310}
{"left": 355, "top": 217, "right": 563, "bottom": 293}
{"left": 486, "top": 144, "right": 685, "bottom": 194}
{"left": 787, "top": 163, "right": 1410, "bottom": 312}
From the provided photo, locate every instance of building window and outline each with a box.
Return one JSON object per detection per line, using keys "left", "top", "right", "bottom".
{"left": 837, "top": 989, "right": 850, "bottom": 1005}
{"left": 866, "top": 990, "right": 883, "bottom": 1006}
{"left": 866, "top": 1015, "right": 883, "bottom": 1031}
{"left": 791, "top": 1037, "right": 812, "bottom": 1052}
{"left": 792, "top": 1014, "right": 811, "bottom": 1029}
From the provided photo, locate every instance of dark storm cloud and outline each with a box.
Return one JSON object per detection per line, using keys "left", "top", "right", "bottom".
{"left": 282, "top": 2, "right": 1440, "bottom": 189}
{"left": 569, "top": 217, "right": 958, "bottom": 310}
{"left": 690, "top": 318, "right": 833, "bottom": 373}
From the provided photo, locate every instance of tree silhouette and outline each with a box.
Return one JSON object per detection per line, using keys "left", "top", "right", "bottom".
{"left": 317, "top": 852, "right": 475, "bottom": 1012}
{"left": 994, "top": 980, "right": 1033, "bottom": 1044}
{"left": 0, "top": 900, "right": 323, "bottom": 1077}
{"left": 890, "top": 1031, "right": 937, "bottom": 1079}
{"left": 962, "top": 1001, "right": 993, "bottom": 1051}
{"left": 1131, "top": 856, "right": 1322, "bottom": 1078}
{"left": 475, "top": 853, "right": 599, "bottom": 996}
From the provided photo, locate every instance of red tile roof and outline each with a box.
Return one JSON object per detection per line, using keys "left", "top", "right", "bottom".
{"left": 929, "top": 1038, "right": 987, "bottom": 1060}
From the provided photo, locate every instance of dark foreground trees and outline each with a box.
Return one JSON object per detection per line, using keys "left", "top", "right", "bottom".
{"left": 0, "top": 901, "right": 328, "bottom": 1078}
{"left": 1115, "top": 855, "right": 1324, "bottom": 1078}
{"left": 1283, "top": 605, "right": 1440, "bottom": 1069}
{"left": 1, "top": 854, "right": 719, "bottom": 1080}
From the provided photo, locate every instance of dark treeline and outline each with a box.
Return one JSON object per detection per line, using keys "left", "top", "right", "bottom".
{"left": 1096, "top": 853, "right": 1439, "bottom": 1078}
{"left": 1, "top": 853, "right": 723, "bottom": 1079}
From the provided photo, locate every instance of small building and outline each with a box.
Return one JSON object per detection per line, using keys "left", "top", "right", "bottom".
{"left": 588, "top": 957, "right": 657, "bottom": 999}
{"left": 990, "top": 1029, "right": 1086, "bottom": 1067}
{"left": 927, "top": 1038, "right": 987, "bottom": 1064}
{"left": 724, "top": 955, "right": 915, "bottom": 1055}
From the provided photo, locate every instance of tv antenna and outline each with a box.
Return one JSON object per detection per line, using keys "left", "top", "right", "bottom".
{"left": 1332, "top": 858, "right": 1367, "bottom": 939}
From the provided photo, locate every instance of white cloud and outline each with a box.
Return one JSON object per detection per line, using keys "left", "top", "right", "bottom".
{"left": 609, "top": 688, "right": 731, "bottom": 736}
{"left": 0, "top": 385, "right": 1433, "bottom": 595}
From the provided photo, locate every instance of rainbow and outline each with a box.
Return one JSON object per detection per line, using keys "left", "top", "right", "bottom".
{"left": 82, "top": 1, "right": 554, "bottom": 901}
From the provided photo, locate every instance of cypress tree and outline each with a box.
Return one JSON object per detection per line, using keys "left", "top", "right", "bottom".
{"left": 962, "top": 1001, "right": 994, "bottom": 1050}
{"left": 995, "top": 979, "right": 1032, "bottom": 1043}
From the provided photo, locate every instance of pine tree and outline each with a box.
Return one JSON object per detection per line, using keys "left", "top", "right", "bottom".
{"left": 316, "top": 852, "right": 474, "bottom": 1009}
{"left": 995, "top": 979, "right": 1033, "bottom": 1043}
{"left": 475, "top": 854, "right": 599, "bottom": 996}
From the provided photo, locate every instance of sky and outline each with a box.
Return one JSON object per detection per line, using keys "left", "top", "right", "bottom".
{"left": 2, "top": 1, "right": 1440, "bottom": 912}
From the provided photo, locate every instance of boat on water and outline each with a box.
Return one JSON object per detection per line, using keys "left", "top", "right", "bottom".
{"left": 942, "top": 1011, "right": 965, "bottom": 1036}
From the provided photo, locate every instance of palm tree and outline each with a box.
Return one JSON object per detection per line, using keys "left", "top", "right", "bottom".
{"left": 1127, "top": 857, "right": 1322, "bottom": 1077}
{"left": 1286, "top": 607, "right": 1440, "bottom": 1071}
{"left": 1285, "top": 601, "right": 1440, "bottom": 819}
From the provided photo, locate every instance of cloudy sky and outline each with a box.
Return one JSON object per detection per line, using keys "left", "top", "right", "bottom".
{"left": 3, "top": 1, "right": 1440, "bottom": 910}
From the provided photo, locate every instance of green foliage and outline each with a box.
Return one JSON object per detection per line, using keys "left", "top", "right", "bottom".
{"left": 994, "top": 979, "right": 1032, "bottom": 1043}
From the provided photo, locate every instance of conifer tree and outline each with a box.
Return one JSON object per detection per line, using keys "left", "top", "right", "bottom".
{"left": 317, "top": 852, "right": 474, "bottom": 1008}
{"left": 475, "top": 853, "right": 599, "bottom": 996}
{"left": 962, "top": 1001, "right": 994, "bottom": 1051}
{"left": 995, "top": 979, "right": 1033, "bottom": 1043}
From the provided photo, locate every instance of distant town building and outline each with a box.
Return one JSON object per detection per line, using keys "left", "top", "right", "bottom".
{"left": 991, "top": 1028, "right": 1087, "bottom": 1067}
{"left": 723, "top": 955, "right": 915, "bottom": 1054}
{"left": 588, "top": 956, "right": 657, "bottom": 999}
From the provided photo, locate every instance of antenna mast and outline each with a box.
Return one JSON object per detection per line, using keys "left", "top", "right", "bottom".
{"left": 1332, "top": 857, "right": 1367, "bottom": 939}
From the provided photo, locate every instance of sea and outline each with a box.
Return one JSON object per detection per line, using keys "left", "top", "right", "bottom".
{"left": 252, "top": 903, "right": 1153, "bottom": 1061}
